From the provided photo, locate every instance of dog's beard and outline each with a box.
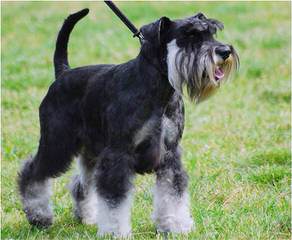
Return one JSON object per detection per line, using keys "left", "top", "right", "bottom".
{"left": 167, "top": 40, "right": 239, "bottom": 102}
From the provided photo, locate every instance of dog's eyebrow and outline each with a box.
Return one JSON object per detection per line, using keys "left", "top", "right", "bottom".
{"left": 211, "top": 19, "right": 224, "bottom": 30}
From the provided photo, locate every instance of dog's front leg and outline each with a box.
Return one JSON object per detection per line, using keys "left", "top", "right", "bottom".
{"left": 95, "top": 148, "right": 134, "bottom": 238}
{"left": 153, "top": 146, "right": 194, "bottom": 234}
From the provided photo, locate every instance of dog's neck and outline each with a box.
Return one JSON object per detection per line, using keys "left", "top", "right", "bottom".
{"left": 139, "top": 41, "right": 168, "bottom": 77}
{"left": 135, "top": 43, "right": 175, "bottom": 108}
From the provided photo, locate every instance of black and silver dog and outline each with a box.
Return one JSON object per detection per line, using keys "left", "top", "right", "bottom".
{"left": 18, "top": 8, "right": 239, "bottom": 237}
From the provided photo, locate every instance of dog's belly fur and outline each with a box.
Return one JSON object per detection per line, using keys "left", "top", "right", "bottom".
{"left": 39, "top": 63, "right": 182, "bottom": 174}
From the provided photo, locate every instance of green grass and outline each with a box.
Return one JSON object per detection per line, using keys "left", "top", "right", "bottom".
{"left": 2, "top": 2, "right": 291, "bottom": 239}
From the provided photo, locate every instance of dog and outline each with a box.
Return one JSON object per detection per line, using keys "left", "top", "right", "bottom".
{"left": 18, "top": 8, "right": 239, "bottom": 237}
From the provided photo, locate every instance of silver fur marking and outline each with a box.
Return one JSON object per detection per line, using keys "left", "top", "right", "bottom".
{"left": 133, "top": 117, "right": 157, "bottom": 146}
{"left": 96, "top": 191, "right": 133, "bottom": 238}
{"left": 167, "top": 39, "right": 184, "bottom": 93}
{"left": 153, "top": 169, "right": 194, "bottom": 233}
{"left": 162, "top": 117, "right": 178, "bottom": 144}
{"left": 71, "top": 157, "right": 98, "bottom": 225}
{"left": 22, "top": 179, "right": 53, "bottom": 225}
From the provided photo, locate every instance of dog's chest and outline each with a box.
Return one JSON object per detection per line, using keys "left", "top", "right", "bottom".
{"left": 133, "top": 115, "right": 178, "bottom": 147}
{"left": 161, "top": 116, "right": 179, "bottom": 144}
{"left": 132, "top": 115, "right": 179, "bottom": 174}
{"left": 133, "top": 93, "right": 184, "bottom": 149}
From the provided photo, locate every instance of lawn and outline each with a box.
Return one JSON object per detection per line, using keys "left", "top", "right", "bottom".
{"left": 1, "top": 1, "right": 291, "bottom": 239}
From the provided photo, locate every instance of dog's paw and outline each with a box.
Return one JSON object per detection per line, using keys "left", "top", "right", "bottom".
{"left": 97, "top": 229, "right": 132, "bottom": 239}
{"left": 155, "top": 215, "right": 194, "bottom": 234}
{"left": 81, "top": 215, "right": 98, "bottom": 225}
{"left": 73, "top": 204, "right": 98, "bottom": 225}
{"left": 25, "top": 208, "right": 53, "bottom": 228}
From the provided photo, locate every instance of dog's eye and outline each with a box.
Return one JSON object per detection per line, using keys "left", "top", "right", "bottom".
{"left": 187, "top": 31, "right": 202, "bottom": 39}
{"left": 182, "top": 28, "right": 197, "bottom": 37}
{"left": 188, "top": 33, "right": 196, "bottom": 39}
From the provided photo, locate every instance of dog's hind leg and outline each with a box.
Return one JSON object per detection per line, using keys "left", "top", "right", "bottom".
{"left": 153, "top": 146, "right": 194, "bottom": 233}
{"left": 18, "top": 127, "right": 79, "bottom": 228}
{"left": 18, "top": 154, "right": 54, "bottom": 228}
{"left": 94, "top": 148, "right": 134, "bottom": 238}
{"left": 70, "top": 155, "right": 98, "bottom": 225}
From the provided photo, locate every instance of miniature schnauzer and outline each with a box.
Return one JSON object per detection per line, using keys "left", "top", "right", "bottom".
{"left": 18, "top": 8, "right": 239, "bottom": 237}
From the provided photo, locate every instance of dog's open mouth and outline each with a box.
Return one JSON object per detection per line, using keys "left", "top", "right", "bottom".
{"left": 214, "top": 66, "right": 224, "bottom": 81}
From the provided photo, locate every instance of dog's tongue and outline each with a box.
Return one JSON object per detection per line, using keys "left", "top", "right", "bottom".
{"left": 215, "top": 66, "right": 224, "bottom": 80}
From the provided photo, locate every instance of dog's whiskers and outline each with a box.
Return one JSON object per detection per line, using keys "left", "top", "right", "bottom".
{"left": 168, "top": 40, "right": 238, "bottom": 102}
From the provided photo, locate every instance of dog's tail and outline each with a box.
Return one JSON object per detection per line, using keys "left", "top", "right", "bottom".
{"left": 54, "top": 8, "right": 89, "bottom": 79}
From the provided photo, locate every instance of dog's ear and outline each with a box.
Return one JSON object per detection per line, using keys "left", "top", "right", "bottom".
{"left": 158, "top": 16, "right": 172, "bottom": 44}
{"left": 140, "top": 16, "right": 172, "bottom": 46}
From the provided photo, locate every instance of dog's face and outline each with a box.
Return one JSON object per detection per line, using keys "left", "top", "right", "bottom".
{"left": 140, "top": 13, "right": 239, "bottom": 102}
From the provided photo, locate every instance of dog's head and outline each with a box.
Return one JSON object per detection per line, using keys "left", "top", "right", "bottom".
{"left": 140, "top": 13, "right": 239, "bottom": 102}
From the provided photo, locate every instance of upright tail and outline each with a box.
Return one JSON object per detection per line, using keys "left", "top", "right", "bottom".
{"left": 54, "top": 8, "right": 89, "bottom": 79}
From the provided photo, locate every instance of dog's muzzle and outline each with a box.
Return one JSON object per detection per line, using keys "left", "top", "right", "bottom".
{"left": 215, "top": 45, "right": 231, "bottom": 61}
{"left": 213, "top": 45, "right": 236, "bottom": 83}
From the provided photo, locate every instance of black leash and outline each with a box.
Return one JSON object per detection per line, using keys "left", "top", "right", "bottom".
{"left": 104, "top": 1, "right": 144, "bottom": 42}
{"left": 104, "top": 1, "right": 168, "bottom": 77}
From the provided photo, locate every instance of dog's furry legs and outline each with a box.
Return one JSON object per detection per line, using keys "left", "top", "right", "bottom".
{"left": 18, "top": 130, "right": 77, "bottom": 228}
{"left": 70, "top": 156, "right": 98, "bottom": 225}
{"left": 18, "top": 156, "right": 53, "bottom": 228}
{"left": 95, "top": 148, "right": 134, "bottom": 237}
{"left": 153, "top": 147, "right": 194, "bottom": 233}
{"left": 96, "top": 189, "right": 133, "bottom": 238}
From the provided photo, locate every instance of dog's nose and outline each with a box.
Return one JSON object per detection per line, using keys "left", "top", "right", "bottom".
{"left": 215, "top": 45, "right": 231, "bottom": 61}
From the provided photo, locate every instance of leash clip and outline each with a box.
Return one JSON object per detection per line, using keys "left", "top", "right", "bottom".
{"left": 133, "top": 31, "right": 144, "bottom": 42}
